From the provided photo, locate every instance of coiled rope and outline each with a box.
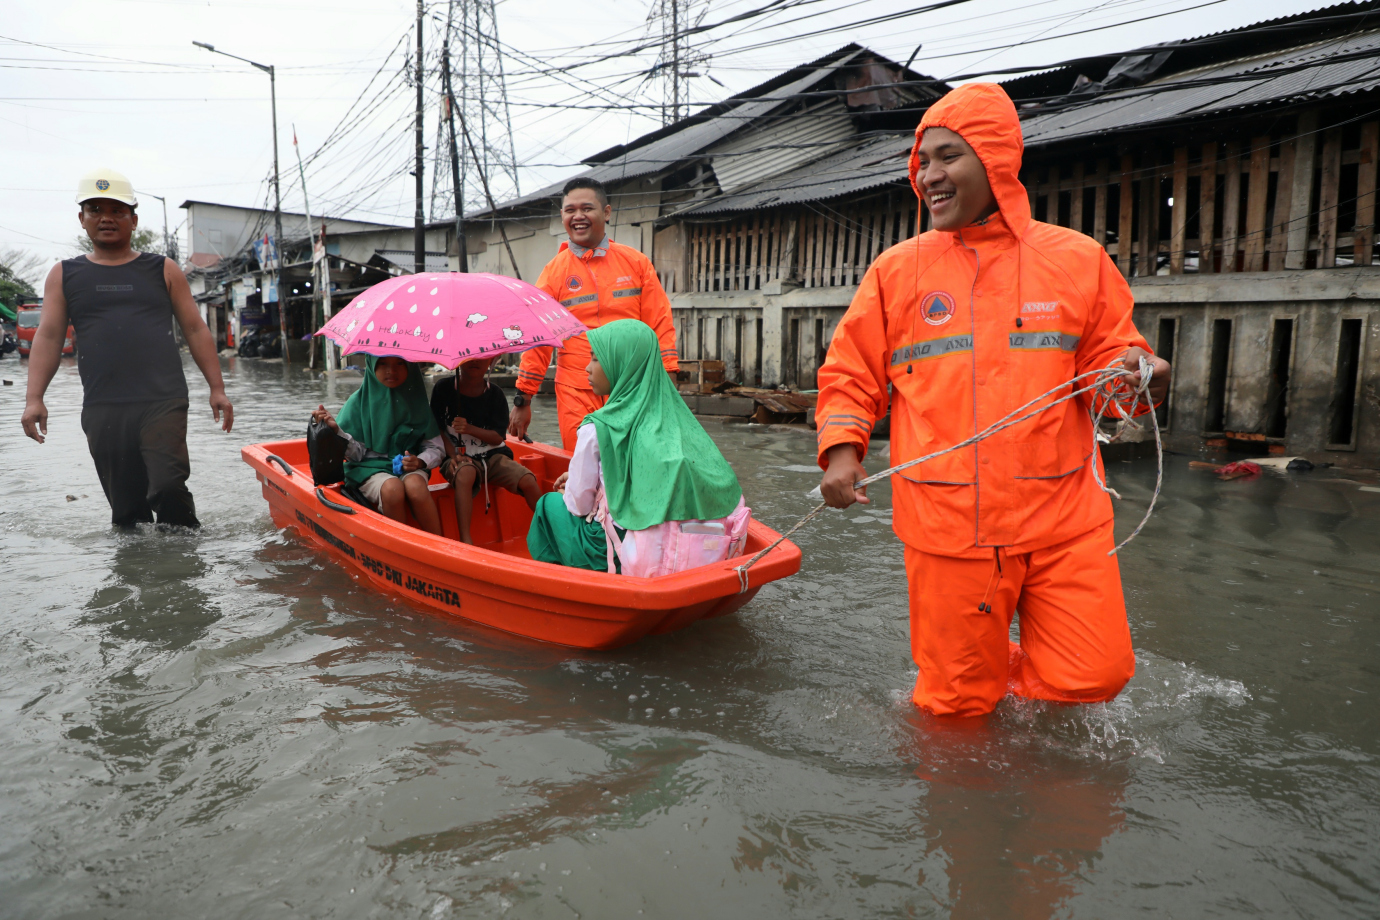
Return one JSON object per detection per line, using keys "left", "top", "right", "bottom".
{"left": 733, "top": 358, "right": 1163, "bottom": 594}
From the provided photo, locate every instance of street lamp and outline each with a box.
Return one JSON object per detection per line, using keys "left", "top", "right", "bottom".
{"left": 193, "top": 40, "right": 287, "bottom": 361}
{"left": 137, "top": 190, "right": 176, "bottom": 263}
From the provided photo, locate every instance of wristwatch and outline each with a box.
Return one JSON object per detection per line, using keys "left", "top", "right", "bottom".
{"left": 513, "top": 393, "right": 527, "bottom": 408}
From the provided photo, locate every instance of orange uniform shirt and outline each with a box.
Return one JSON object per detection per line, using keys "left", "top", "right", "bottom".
{"left": 517, "top": 237, "right": 678, "bottom": 395}
{"left": 815, "top": 83, "right": 1152, "bottom": 559}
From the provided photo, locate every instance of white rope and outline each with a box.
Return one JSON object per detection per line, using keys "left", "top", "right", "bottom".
{"left": 733, "top": 358, "right": 1163, "bottom": 594}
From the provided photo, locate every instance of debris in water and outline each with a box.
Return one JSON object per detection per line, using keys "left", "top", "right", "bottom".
{"left": 1189, "top": 460, "right": 1261, "bottom": 480}
{"left": 65, "top": 494, "right": 78, "bottom": 502}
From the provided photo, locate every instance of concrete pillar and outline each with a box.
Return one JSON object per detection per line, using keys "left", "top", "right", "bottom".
{"left": 760, "top": 294, "right": 785, "bottom": 387}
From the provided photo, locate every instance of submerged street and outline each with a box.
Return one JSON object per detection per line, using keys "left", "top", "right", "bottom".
{"left": 3, "top": 353, "right": 1379, "bottom": 918}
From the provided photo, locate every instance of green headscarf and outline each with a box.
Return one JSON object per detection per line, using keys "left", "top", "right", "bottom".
{"left": 336, "top": 356, "right": 441, "bottom": 489}
{"left": 584, "top": 319, "right": 742, "bottom": 530}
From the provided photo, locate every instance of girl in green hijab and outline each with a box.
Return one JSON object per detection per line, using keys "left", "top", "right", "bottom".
{"left": 311, "top": 355, "right": 445, "bottom": 534}
{"left": 527, "top": 319, "right": 744, "bottom": 572}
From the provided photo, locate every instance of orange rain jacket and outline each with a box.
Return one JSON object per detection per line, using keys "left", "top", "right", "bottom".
{"left": 815, "top": 83, "right": 1152, "bottom": 559}
{"left": 517, "top": 237, "right": 679, "bottom": 398}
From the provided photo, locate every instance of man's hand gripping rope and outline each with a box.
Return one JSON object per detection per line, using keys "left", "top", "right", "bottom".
{"left": 732, "top": 358, "right": 1162, "bottom": 593}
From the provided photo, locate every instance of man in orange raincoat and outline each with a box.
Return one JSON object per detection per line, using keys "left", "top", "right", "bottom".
{"left": 815, "top": 83, "right": 1170, "bottom": 717}
{"left": 508, "top": 177, "right": 678, "bottom": 449}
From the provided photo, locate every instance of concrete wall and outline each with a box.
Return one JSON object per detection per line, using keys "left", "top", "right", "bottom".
{"left": 670, "top": 268, "right": 1380, "bottom": 467}
{"left": 670, "top": 285, "right": 853, "bottom": 388}
{"left": 1132, "top": 269, "right": 1380, "bottom": 466}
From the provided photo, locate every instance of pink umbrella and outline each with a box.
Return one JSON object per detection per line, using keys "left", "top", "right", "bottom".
{"left": 316, "top": 272, "right": 587, "bottom": 369}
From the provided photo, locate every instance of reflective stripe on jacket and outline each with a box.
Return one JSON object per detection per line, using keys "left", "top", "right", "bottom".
{"left": 517, "top": 238, "right": 678, "bottom": 394}
{"left": 815, "top": 82, "right": 1152, "bottom": 559}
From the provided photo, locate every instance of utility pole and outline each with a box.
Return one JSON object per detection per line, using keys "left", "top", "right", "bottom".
{"left": 650, "top": 1, "right": 708, "bottom": 125}
{"left": 671, "top": 0, "right": 679, "bottom": 124}
{"left": 193, "top": 40, "right": 286, "bottom": 360}
{"left": 414, "top": 0, "right": 426, "bottom": 275}
{"left": 139, "top": 191, "right": 176, "bottom": 263}
{"left": 293, "top": 125, "right": 325, "bottom": 370}
{"left": 442, "top": 42, "right": 468, "bottom": 273}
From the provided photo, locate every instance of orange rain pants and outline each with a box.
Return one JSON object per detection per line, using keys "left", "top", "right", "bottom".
{"left": 905, "top": 519, "right": 1135, "bottom": 717}
{"left": 554, "top": 383, "right": 606, "bottom": 453}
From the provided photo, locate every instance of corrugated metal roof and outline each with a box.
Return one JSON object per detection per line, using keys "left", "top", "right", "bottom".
{"left": 1020, "top": 27, "right": 1380, "bottom": 147}
{"left": 673, "top": 133, "right": 914, "bottom": 217}
{"left": 374, "top": 250, "right": 450, "bottom": 273}
{"left": 710, "top": 99, "right": 856, "bottom": 194}
{"left": 470, "top": 48, "right": 869, "bottom": 216}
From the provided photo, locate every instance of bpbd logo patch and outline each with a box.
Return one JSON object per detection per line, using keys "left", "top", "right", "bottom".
{"left": 921, "top": 291, "right": 956, "bottom": 326}
{"left": 566, "top": 275, "right": 582, "bottom": 292}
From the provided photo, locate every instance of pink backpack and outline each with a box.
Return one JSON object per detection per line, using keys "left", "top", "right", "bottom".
{"left": 592, "top": 488, "right": 751, "bottom": 578}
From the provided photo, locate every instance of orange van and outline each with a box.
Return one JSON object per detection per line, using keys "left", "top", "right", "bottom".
{"left": 16, "top": 305, "right": 75, "bottom": 357}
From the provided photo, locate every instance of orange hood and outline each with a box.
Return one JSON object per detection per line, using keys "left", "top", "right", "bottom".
{"left": 909, "top": 82, "right": 1031, "bottom": 236}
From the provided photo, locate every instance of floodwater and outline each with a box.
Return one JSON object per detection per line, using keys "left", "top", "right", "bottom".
{"left": 2, "top": 354, "right": 1379, "bottom": 919}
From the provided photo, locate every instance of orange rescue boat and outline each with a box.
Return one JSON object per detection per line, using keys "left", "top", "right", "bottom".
{"left": 242, "top": 438, "right": 800, "bottom": 649}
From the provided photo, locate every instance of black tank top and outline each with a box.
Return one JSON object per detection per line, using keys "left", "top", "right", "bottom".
{"left": 62, "top": 252, "right": 188, "bottom": 406}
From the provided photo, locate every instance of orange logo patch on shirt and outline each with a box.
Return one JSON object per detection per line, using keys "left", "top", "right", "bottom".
{"left": 566, "top": 275, "right": 582, "bottom": 291}
{"left": 921, "top": 291, "right": 956, "bottom": 326}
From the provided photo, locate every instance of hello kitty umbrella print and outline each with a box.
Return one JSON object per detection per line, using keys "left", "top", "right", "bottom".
{"left": 316, "top": 272, "right": 587, "bottom": 369}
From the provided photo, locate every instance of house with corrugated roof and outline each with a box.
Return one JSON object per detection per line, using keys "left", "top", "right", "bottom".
{"left": 1005, "top": 0, "right": 1380, "bottom": 463}
{"left": 464, "top": 44, "right": 947, "bottom": 388}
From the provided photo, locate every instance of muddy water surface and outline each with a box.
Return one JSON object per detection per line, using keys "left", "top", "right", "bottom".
{"left": 2, "top": 355, "right": 1378, "bottom": 918}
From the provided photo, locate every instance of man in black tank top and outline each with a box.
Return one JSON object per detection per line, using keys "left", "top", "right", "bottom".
{"left": 20, "top": 169, "right": 234, "bottom": 528}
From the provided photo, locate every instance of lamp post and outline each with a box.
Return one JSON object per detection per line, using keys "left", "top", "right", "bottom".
{"left": 193, "top": 40, "right": 287, "bottom": 360}
{"left": 137, "top": 190, "right": 176, "bottom": 263}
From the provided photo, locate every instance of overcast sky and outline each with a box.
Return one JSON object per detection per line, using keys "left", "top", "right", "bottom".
{"left": 2, "top": 0, "right": 1330, "bottom": 274}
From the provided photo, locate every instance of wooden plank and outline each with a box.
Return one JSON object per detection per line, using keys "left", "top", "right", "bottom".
{"left": 1284, "top": 112, "right": 1317, "bottom": 269}
{"left": 1171, "top": 147, "right": 1188, "bottom": 274}
{"left": 722, "top": 224, "right": 732, "bottom": 291}
{"left": 1137, "top": 159, "right": 1156, "bottom": 277}
{"left": 827, "top": 213, "right": 839, "bottom": 286}
{"left": 1117, "top": 154, "right": 1134, "bottom": 277}
{"left": 804, "top": 213, "right": 817, "bottom": 288}
{"left": 781, "top": 216, "right": 797, "bottom": 282}
{"left": 835, "top": 212, "right": 848, "bottom": 286}
{"left": 1048, "top": 165, "right": 1060, "bottom": 224}
{"left": 1356, "top": 122, "right": 1378, "bottom": 265}
{"left": 1318, "top": 126, "right": 1342, "bottom": 268}
{"left": 1093, "top": 159, "right": 1109, "bottom": 248}
{"left": 771, "top": 212, "right": 783, "bottom": 282}
{"left": 761, "top": 216, "right": 772, "bottom": 288}
{"left": 1221, "top": 141, "right": 1241, "bottom": 273}
{"left": 833, "top": 212, "right": 845, "bottom": 286}
{"left": 733, "top": 222, "right": 743, "bottom": 291}
{"left": 1243, "top": 136, "right": 1270, "bottom": 272}
{"left": 1268, "top": 138, "right": 1296, "bottom": 271}
{"left": 1199, "top": 142, "right": 1217, "bottom": 274}
{"left": 703, "top": 226, "right": 711, "bottom": 292}
{"left": 1071, "top": 161, "right": 1085, "bottom": 234}
{"left": 693, "top": 225, "right": 703, "bottom": 292}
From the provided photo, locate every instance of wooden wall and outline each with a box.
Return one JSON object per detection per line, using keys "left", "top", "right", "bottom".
{"left": 1023, "top": 115, "right": 1380, "bottom": 276}
{"left": 674, "top": 112, "right": 1380, "bottom": 289}
{"left": 683, "top": 194, "right": 925, "bottom": 293}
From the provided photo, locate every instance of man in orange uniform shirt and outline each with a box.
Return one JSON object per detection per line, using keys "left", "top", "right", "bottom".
{"left": 815, "top": 83, "right": 1171, "bottom": 717}
{"left": 508, "top": 177, "right": 678, "bottom": 449}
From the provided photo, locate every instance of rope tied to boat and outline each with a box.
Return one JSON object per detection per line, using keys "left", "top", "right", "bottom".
{"left": 732, "top": 358, "right": 1163, "bottom": 594}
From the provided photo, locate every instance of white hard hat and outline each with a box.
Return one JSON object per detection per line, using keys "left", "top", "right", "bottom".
{"left": 75, "top": 168, "right": 137, "bottom": 207}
